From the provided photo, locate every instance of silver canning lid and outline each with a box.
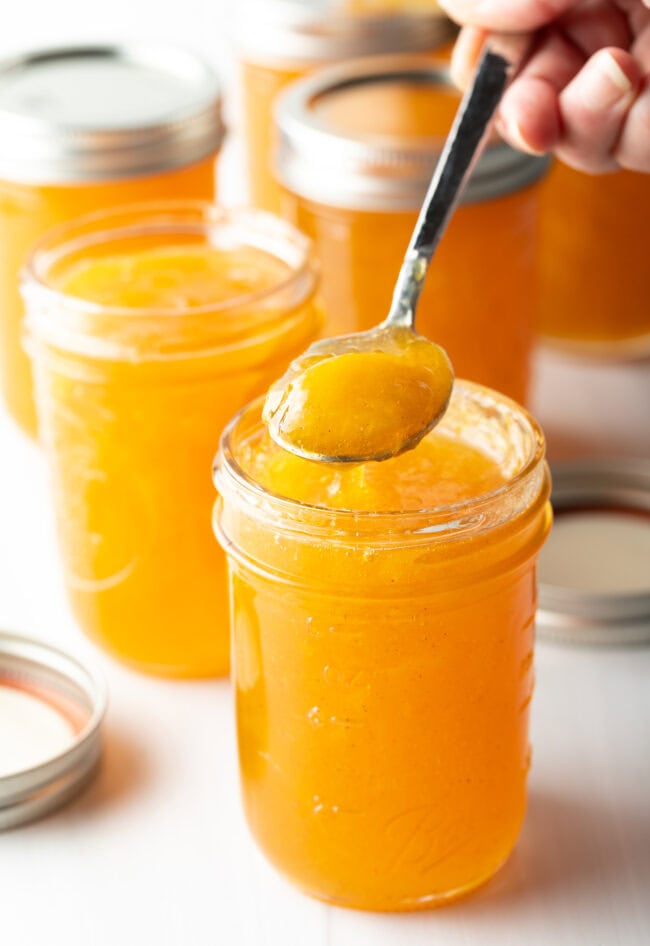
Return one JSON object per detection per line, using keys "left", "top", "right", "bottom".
{"left": 537, "top": 459, "right": 650, "bottom": 646}
{"left": 0, "top": 631, "right": 106, "bottom": 830}
{"left": 0, "top": 45, "right": 224, "bottom": 184}
{"left": 238, "top": 0, "right": 455, "bottom": 64}
{"left": 275, "top": 58, "right": 550, "bottom": 211}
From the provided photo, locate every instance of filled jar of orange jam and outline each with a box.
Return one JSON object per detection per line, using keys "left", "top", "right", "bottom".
{"left": 214, "top": 381, "right": 551, "bottom": 910}
{"left": 539, "top": 162, "right": 650, "bottom": 356}
{"left": 22, "top": 203, "right": 321, "bottom": 677}
{"left": 236, "top": 0, "right": 454, "bottom": 213}
{"left": 0, "top": 45, "right": 224, "bottom": 436}
{"left": 274, "top": 57, "right": 550, "bottom": 405}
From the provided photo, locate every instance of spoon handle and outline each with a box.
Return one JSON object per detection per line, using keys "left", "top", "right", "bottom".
{"left": 385, "top": 46, "right": 513, "bottom": 330}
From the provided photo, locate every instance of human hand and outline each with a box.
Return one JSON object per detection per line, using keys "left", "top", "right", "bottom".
{"left": 439, "top": 0, "right": 650, "bottom": 172}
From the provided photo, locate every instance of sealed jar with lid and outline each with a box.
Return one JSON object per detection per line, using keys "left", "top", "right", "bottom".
{"left": 275, "top": 58, "right": 549, "bottom": 405}
{"left": 0, "top": 45, "right": 225, "bottom": 436}
{"left": 539, "top": 163, "right": 650, "bottom": 356}
{"left": 214, "top": 381, "right": 551, "bottom": 909}
{"left": 237, "top": 0, "right": 454, "bottom": 213}
{"left": 22, "top": 203, "right": 322, "bottom": 677}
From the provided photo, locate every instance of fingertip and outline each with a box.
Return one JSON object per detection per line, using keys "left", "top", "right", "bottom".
{"left": 614, "top": 81, "right": 650, "bottom": 172}
{"left": 554, "top": 48, "right": 644, "bottom": 171}
{"left": 450, "top": 26, "right": 486, "bottom": 90}
{"left": 499, "top": 77, "right": 561, "bottom": 154}
{"left": 575, "top": 48, "right": 643, "bottom": 113}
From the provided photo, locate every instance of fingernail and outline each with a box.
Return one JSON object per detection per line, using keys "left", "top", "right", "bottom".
{"left": 500, "top": 113, "right": 544, "bottom": 155}
{"left": 580, "top": 51, "right": 633, "bottom": 111}
{"left": 449, "top": 56, "right": 466, "bottom": 90}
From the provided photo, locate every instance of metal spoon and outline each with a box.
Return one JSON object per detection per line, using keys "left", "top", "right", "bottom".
{"left": 265, "top": 45, "right": 515, "bottom": 463}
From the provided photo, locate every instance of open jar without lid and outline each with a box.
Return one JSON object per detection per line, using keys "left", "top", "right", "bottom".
{"left": 214, "top": 381, "right": 551, "bottom": 910}
{"left": 22, "top": 202, "right": 322, "bottom": 678}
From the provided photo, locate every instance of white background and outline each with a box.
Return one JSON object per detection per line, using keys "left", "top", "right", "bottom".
{"left": 1, "top": 3, "right": 650, "bottom": 944}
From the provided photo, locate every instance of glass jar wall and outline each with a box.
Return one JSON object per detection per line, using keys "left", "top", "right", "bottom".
{"left": 274, "top": 58, "right": 549, "bottom": 405}
{"left": 539, "top": 162, "right": 650, "bottom": 356}
{"left": 214, "top": 382, "right": 551, "bottom": 909}
{"left": 22, "top": 203, "right": 322, "bottom": 677}
{"left": 0, "top": 45, "right": 224, "bottom": 436}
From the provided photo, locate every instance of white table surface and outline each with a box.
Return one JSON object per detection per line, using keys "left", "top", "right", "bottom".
{"left": 2, "top": 3, "right": 650, "bottom": 943}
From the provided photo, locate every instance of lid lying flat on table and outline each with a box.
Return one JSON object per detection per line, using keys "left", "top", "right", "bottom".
{"left": 537, "top": 459, "right": 650, "bottom": 646}
{"left": 0, "top": 45, "right": 224, "bottom": 184}
{"left": 275, "top": 58, "right": 550, "bottom": 210}
{"left": 0, "top": 631, "right": 106, "bottom": 830}
{"left": 238, "top": 0, "right": 455, "bottom": 64}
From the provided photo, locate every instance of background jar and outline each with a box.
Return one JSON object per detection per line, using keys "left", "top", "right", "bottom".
{"left": 236, "top": 0, "right": 455, "bottom": 213}
{"left": 0, "top": 45, "right": 225, "bottom": 436}
{"left": 22, "top": 203, "right": 322, "bottom": 678}
{"left": 275, "top": 57, "right": 549, "bottom": 406}
{"left": 214, "top": 383, "right": 551, "bottom": 910}
{"left": 539, "top": 162, "right": 650, "bottom": 357}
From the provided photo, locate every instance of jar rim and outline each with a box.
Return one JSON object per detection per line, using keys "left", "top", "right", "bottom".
{"left": 214, "top": 382, "right": 549, "bottom": 542}
{"left": 22, "top": 201, "right": 321, "bottom": 364}
{"left": 22, "top": 200, "right": 317, "bottom": 320}
{"left": 275, "top": 56, "right": 550, "bottom": 211}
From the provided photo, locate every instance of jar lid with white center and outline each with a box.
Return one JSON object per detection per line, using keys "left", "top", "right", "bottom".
{"left": 0, "top": 631, "right": 106, "bottom": 830}
{"left": 537, "top": 460, "right": 650, "bottom": 646}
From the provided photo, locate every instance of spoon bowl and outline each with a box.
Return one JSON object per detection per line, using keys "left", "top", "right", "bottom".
{"left": 263, "top": 325, "right": 454, "bottom": 462}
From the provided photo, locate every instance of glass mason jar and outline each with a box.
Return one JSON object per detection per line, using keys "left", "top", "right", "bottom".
{"left": 22, "top": 203, "right": 322, "bottom": 678}
{"left": 539, "top": 161, "right": 650, "bottom": 357}
{"left": 214, "top": 382, "right": 551, "bottom": 910}
{"left": 0, "top": 45, "right": 224, "bottom": 436}
{"left": 236, "top": 0, "right": 455, "bottom": 213}
{"left": 275, "top": 57, "right": 550, "bottom": 405}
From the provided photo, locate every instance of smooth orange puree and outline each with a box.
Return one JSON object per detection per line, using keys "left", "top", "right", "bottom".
{"left": 217, "top": 384, "right": 551, "bottom": 909}
{"left": 60, "top": 244, "right": 290, "bottom": 309}
{"left": 239, "top": 422, "right": 505, "bottom": 511}
{"left": 29, "top": 223, "right": 320, "bottom": 677}
{"left": 263, "top": 329, "right": 454, "bottom": 460}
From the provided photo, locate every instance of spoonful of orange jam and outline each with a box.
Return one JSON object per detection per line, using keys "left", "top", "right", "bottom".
{"left": 264, "top": 46, "right": 515, "bottom": 463}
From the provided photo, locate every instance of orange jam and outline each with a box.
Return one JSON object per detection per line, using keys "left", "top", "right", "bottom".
{"left": 237, "top": 4, "right": 454, "bottom": 212}
{"left": 23, "top": 204, "right": 321, "bottom": 677}
{"left": 264, "top": 326, "right": 454, "bottom": 460}
{"left": 539, "top": 162, "right": 650, "bottom": 355}
{"left": 214, "top": 381, "right": 551, "bottom": 909}
{"left": 0, "top": 45, "right": 223, "bottom": 436}
{"left": 274, "top": 58, "right": 549, "bottom": 405}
